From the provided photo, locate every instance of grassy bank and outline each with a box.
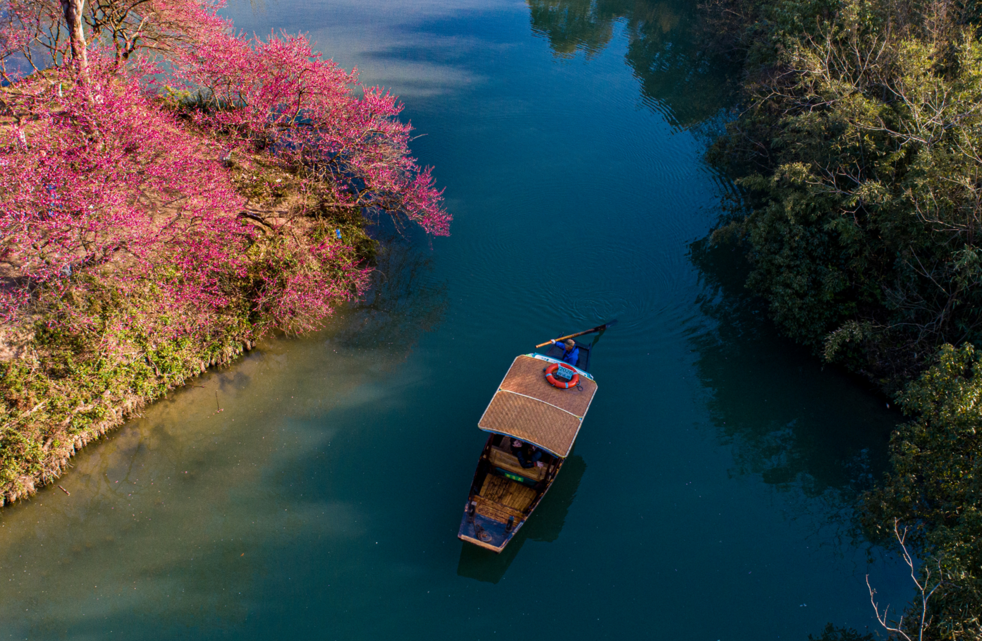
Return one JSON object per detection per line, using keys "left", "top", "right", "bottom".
{"left": 0, "top": 171, "right": 376, "bottom": 507}
{"left": 0, "top": 319, "right": 256, "bottom": 505}
{"left": 0, "top": 73, "right": 380, "bottom": 506}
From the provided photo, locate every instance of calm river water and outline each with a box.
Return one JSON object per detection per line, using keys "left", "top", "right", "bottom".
{"left": 1, "top": 0, "right": 912, "bottom": 638}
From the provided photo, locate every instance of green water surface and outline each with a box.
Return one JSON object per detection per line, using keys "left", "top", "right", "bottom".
{"left": 0, "top": 0, "right": 913, "bottom": 638}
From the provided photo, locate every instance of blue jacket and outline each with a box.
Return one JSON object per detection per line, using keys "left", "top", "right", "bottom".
{"left": 557, "top": 343, "right": 579, "bottom": 366}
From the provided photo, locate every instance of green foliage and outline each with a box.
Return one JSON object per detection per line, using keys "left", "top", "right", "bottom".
{"left": 698, "top": 0, "right": 840, "bottom": 62}
{"left": 860, "top": 344, "right": 982, "bottom": 639}
{"left": 702, "top": 0, "right": 982, "bottom": 636}
{"left": 709, "top": 0, "right": 982, "bottom": 386}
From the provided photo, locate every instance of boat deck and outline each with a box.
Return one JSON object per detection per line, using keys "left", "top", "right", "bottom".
{"left": 471, "top": 496, "right": 524, "bottom": 524}
{"left": 479, "top": 474, "right": 537, "bottom": 514}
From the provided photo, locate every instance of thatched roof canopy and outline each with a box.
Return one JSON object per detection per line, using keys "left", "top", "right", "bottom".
{"left": 477, "top": 355, "right": 598, "bottom": 458}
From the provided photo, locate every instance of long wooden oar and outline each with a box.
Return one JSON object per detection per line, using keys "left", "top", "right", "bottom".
{"left": 535, "top": 319, "right": 618, "bottom": 348}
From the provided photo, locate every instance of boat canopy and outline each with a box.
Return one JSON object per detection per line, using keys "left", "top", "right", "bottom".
{"left": 477, "top": 354, "right": 598, "bottom": 458}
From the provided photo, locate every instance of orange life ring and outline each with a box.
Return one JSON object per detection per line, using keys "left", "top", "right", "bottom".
{"left": 545, "top": 363, "right": 579, "bottom": 389}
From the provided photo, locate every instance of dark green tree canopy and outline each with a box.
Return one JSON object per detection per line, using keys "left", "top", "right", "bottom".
{"left": 702, "top": 0, "right": 982, "bottom": 636}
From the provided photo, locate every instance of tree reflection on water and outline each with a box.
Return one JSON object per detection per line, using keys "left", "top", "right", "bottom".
{"left": 331, "top": 226, "right": 448, "bottom": 359}
{"left": 688, "top": 239, "right": 900, "bottom": 503}
{"left": 527, "top": 0, "right": 738, "bottom": 128}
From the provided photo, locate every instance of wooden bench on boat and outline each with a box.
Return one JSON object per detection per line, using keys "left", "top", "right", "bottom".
{"left": 488, "top": 447, "right": 549, "bottom": 483}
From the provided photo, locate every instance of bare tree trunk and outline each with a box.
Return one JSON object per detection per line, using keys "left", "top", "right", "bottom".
{"left": 59, "top": 0, "right": 88, "bottom": 76}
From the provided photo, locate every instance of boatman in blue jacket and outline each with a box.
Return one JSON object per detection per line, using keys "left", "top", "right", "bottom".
{"left": 550, "top": 339, "right": 579, "bottom": 366}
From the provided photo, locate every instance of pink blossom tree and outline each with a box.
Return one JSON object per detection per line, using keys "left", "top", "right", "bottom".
{"left": 0, "top": 0, "right": 449, "bottom": 345}
{"left": 173, "top": 31, "right": 451, "bottom": 235}
{"left": 2, "top": 64, "right": 243, "bottom": 333}
{"left": 0, "top": 61, "right": 374, "bottom": 339}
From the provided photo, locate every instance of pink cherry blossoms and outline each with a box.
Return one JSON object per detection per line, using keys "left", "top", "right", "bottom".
{"left": 0, "top": 0, "right": 449, "bottom": 345}
{"left": 172, "top": 30, "right": 450, "bottom": 236}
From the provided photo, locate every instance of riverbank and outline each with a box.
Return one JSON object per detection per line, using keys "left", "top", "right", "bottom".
{"left": 0, "top": 87, "right": 374, "bottom": 505}
{"left": 0, "top": 329, "right": 259, "bottom": 505}
{"left": 0, "top": 48, "right": 444, "bottom": 505}
{"left": 700, "top": 0, "right": 982, "bottom": 636}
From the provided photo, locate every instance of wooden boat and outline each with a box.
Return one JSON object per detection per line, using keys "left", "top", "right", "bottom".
{"left": 457, "top": 341, "right": 598, "bottom": 552}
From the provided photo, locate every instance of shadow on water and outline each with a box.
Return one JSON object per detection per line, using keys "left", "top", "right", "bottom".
{"left": 527, "top": 0, "right": 739, "bottom": 128}
{"left": 688, "top": 239, "right": 900, "bottom": 505}
{"left": 457, "top": 454, "right": 587, "bottom": 583}
{"left": 333, "top": 227, "right": 448, "bottom": 356}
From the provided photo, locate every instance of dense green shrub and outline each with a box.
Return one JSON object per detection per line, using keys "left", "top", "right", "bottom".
{"left": 710, "top": 0, "right": 982, "bottom": 387}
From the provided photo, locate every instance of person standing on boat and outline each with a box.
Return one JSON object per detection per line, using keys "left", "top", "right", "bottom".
{"left": 550, "top": 338, "right": 579, "bottom": 366}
